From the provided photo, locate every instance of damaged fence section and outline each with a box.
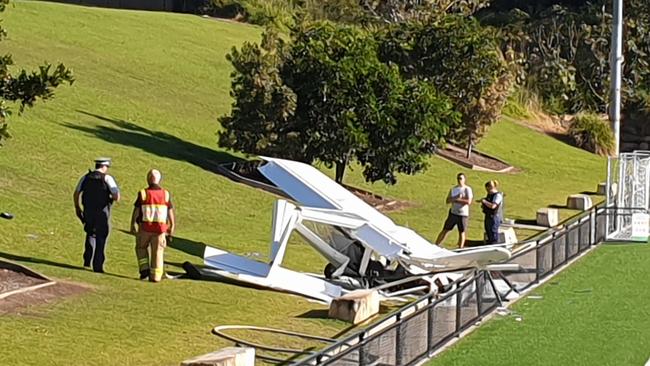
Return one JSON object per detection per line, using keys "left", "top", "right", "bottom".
{"left": 296, "top": 203, "right": 616, "bottom": 365}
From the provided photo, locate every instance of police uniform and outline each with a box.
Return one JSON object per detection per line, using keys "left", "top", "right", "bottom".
{"left": 482, "top": 191, "right": 503, "bottom": 244}
{"left": 74, "top": 158, "right": 120, "bottom": 273}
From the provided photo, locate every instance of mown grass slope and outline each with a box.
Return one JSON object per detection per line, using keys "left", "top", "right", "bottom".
{"left": 0, "top": 1, "right": 605, "bottom": 365}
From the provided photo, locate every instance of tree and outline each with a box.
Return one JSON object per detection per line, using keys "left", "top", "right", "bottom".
{"left": 377, "top": 16, "right": 512, "bottom": 158}
{"left": 219, "top": 22, "right": 459, "bottom": 184}
{"left": 359, "top": 0, "right": 490, "bottom": 23}
{"left": 478, "top": 0, "right": 650, "bottom": 115}
{"left": 0, "top": 0, "right": 74, "bottom": 144}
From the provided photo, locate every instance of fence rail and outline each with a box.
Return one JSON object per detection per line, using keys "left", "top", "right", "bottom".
{"left": 295, "top": 203, "right": 615, "bottom": 365}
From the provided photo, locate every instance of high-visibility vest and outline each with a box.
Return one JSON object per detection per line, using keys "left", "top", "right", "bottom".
{"left": 139, "top": 188, "right": 170, "bottom": 233}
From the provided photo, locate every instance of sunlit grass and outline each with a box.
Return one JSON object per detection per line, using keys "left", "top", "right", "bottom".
{"left": 0, "top": 2, "right": 606, "bottom": 365}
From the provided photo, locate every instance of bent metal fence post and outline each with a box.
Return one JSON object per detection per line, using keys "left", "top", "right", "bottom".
{"left": 294, "top": 202, "right": 612, "bottom": 366}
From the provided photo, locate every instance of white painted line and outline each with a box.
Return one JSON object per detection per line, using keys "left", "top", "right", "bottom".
{"left": 0, "top": 281, "right": 56, "bottom": 300}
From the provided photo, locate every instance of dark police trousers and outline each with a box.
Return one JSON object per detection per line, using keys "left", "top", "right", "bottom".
{"left": 83, "top": 206, "right": 111, "bottom": 272}
{"left": 484, "top": 214, "right": 501, "bottom": 244}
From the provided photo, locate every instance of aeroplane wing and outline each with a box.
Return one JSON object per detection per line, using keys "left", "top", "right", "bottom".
{"left": 203, "top": 246, "right": 343, "bottom": 303}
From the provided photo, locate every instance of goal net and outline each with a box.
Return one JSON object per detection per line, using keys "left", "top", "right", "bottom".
{"left": 607, "top": 151, "right": 650, "bottom": 241}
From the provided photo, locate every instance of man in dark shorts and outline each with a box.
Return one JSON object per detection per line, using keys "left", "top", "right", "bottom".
{"left": 436, "top": 173, "right": 473, "bottom": 248}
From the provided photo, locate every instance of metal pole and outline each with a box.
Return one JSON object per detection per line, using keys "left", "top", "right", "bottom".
{"left": 610, "top": 0, "right": 624, "bottom": 157}
{"left": 605, "top": 157, "right": 611, "bottom": 239}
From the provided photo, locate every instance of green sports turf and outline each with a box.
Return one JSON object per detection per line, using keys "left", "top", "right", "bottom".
{"left": 429, "top": 243, "right": 650, "bottom": 366}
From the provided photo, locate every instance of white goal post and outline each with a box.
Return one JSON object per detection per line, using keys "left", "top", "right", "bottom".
{"left": 606, "top": 151, "right": 650, "bottom": 241}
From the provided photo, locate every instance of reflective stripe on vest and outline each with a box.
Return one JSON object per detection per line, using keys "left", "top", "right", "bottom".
{"left": 140, "top": 188, "right": 169, "bottom": 233}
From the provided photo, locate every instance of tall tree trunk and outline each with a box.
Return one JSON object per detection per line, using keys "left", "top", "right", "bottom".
{"left": 466, "top": 140, "right": 473, "bottom": 159}
{"left": 335, "top": 158, "right": 347, "bottom": 184}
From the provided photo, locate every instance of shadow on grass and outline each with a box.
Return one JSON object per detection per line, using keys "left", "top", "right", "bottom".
{"left": 0, "top": 250, "right": 134, "bottom": 280}
{"left": 169, "top": 236, "right": 207, "bottom": 259}
{"left": 117, "top": 229, "right": 206, "bottom": 259}
{"left": 296, "top": 309, "right": 329, "bottom": 319}
{"left": 546, "top": 131, "right": 577, "bottom": 148}
{"left": 462, "top": 239, "right": 487, "bottom": 248}
{"left": 548, "top": 204, "right": 567, "bottom": 209}
{"left": 516, "top": 218, "right": 538, "bottom": 226}
{"left": 63, "top": 111, "right": 243, "bottom": 174}
{"left": 580, "top": 191, "right": 601, "bottom": 196}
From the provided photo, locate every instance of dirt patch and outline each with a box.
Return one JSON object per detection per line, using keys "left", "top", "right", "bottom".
{"left": 0, "top": 268, "right": 47, "bottom": 294}
{"left": 220, "top": 161, "right": 414, "bottom": 212}
{"left": 509, "top": 116, "right": 576, "bottom": 147}
{"left": 0, "top": 280, "right": 90, "bottom": 315}
{"left": 437, "top": 144, "right": 516, "bottom": 173}
{"left": 344, "top": 185, "right": 414, "bottom": 212}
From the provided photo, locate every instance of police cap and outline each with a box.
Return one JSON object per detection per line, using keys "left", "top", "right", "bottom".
{"left": 94, "top": 157, "right": 112, "bottom": 167}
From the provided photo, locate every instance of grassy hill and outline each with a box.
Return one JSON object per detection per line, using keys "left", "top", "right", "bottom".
{"left": 0, "top": 1, "right": 605, "bottom": 365}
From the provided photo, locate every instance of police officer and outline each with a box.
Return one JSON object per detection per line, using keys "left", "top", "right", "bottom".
{"left": 480, "top": 180, "right": 503, "bottom": 244}
{"left": 73, "top": 158, "right": 121, "bottom": 273}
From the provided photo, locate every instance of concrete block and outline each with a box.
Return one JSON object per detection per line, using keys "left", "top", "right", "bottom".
{"left": 497, "top": 226, "right": 518, "bottom": 244}
{"left": 596, "top": 182, "right": 617, "bottom": 197}
{"left": 329, "top": 290, "right": 380, "bottom": 324}
{"left": 536, "top": 208, "right": 559, "bottom": 227}
{"left": 567, "top": 194, "right": 593, "bottom": 210}
{"left": 181, "top": 347, "right": 254, "bottom": 366}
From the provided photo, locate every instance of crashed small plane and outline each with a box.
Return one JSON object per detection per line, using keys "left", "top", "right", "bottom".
{"left": 186, "top": 157, "right": 516, "bottom": 303}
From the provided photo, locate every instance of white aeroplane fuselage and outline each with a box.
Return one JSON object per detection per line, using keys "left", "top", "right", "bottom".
{"left": 200, "top": 157, "right": 512, "bottom": 303}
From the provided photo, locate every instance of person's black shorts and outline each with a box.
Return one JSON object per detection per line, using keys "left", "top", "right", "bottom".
{"left": 442, "top": 212, "right": 468, "bottom": 233}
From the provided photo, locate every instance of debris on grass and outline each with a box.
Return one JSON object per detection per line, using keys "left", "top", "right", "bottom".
{"left": 573, "top": 288, "right": 593, "bottom": 294}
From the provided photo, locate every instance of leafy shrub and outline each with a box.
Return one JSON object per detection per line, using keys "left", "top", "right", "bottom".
{"left": 502, "top": 86, "right": 545, "bottom": 120}
{"left": 204, "top": 0, "right": 297, "bottom": 30}
{"left": 202, "top": 0, "right": 245, "bottom": 18}
{"left": 568, "top": 113, "right": 614, "bottom": 156}
{"left": 243, "top": 0, "right": 296, "bottom": 31}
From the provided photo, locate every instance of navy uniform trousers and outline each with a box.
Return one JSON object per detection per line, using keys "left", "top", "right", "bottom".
{"left": 83, "top": 206, "right": 111, "bottom": 273}
{"left": 484, "top": 214, "right": 501, "bottom": 244}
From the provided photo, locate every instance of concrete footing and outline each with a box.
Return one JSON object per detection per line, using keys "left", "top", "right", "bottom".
{"left": 567, "top": 194, "right": 593, "bottom": 210}
{"left": 181, "top": 347, "right": 255, "bottom": 366}
{"left": 329, "top": 289, "right": 380, "bottom": 324}
{"left": 536, "top": 208, "right": 559, "bottom": 227}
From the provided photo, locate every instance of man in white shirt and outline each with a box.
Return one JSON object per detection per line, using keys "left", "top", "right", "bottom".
{"left": 436, "top": 172, "right": 473, "bottom": 248}
{"left": 73, "top": 158, "right": 121, "bottom": 273}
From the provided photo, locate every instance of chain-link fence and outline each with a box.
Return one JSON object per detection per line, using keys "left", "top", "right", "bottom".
{"left": 295, "top": 203, "right": 612, "bottom": 366}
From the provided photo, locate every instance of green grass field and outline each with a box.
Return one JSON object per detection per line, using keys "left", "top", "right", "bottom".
{"left": 430, "top": 243, "right": 650, "bottom": 366}
{"left": 0, "top": 1, "right": 609, "bottom": 365}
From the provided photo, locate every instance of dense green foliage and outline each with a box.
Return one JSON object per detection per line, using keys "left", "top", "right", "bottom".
{"left": 208, "top": 0, "right": 650, "bottom": 125}
{"left": 0, "top": 0, "right": 73, "bottom": 143}
{"left": 568, "top": 113, "right": 615, "bottom": 156}
{"left": 377, "top": 16, "right": 512, "bottom": 155}
{"left": 480, "top": 0, "right": 650, "bottom": 115}
{"left": 219, "top": 23, "right": 459, "bottom": 184}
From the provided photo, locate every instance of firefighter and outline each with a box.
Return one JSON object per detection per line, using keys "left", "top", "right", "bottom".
{"left": 130, "top": 169, "right": 175, "bottom": 282}
{"left": 73, "top": 158, "right": 121, "bottom": 273}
